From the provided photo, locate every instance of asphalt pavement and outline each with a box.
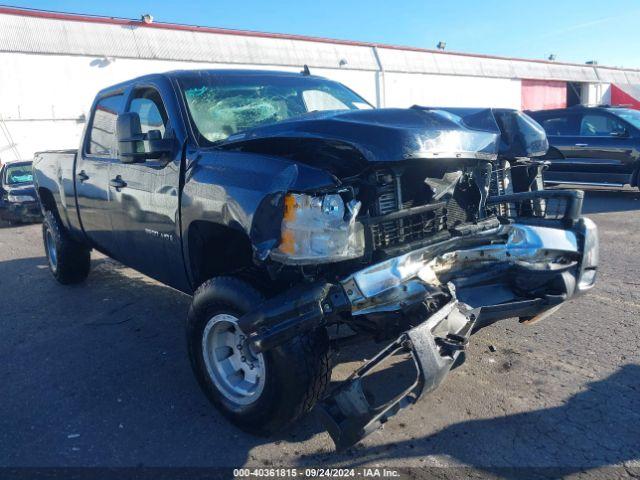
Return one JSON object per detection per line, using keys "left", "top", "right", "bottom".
{"left": 0, "top": 189, "right": 639, "bottom": 477}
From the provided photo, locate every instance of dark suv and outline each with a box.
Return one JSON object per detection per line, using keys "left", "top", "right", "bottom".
{"left": 527, "top": 106, "right": 640, "bottom": 189}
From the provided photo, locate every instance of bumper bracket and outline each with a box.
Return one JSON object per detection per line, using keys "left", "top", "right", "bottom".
{"left": 317, "top": 300, "right": 478, "bottom": 451}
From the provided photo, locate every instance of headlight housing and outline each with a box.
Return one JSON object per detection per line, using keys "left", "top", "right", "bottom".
{"left": 8, "top": 194, "right": 35, "bottom": 203}
{"left": 271, "top": 192, "right": 365, "bottom": 264}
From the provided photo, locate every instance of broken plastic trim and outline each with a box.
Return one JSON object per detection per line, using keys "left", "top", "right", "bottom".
{"left": 317, "top": 299, "right": 479, "bottom": 451}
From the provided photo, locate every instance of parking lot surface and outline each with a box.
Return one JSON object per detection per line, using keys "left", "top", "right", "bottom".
{"left": 1, "top": 189, "right": 639, "bottom": 476}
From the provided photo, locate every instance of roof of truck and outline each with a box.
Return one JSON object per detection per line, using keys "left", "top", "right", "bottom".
{"left": 97, "top": 68, "right": 333, "bottom": 97}
{"left": 96, "top": 69, "right": 326, "bottom": 96}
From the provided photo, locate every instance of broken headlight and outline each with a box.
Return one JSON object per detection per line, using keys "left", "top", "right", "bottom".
{"left": 273, "top": 193, "right": 365, "bottom": 264}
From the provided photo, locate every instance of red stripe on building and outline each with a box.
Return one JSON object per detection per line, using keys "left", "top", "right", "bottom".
{"left": 610, "top": 84, "right": 640, "bottom": 110}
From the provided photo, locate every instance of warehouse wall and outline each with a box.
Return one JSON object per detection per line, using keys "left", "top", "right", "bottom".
{"left": 384, "top": 72, "right": 521, "bottom": 108}
{"left": 2, "top": 8, "right": 639, "bottom": 162}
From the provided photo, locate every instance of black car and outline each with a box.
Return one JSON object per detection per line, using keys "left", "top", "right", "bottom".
{"left": 0, "top": 160, "right": 42, "bottom": 224}
{"left": 527, "top": 106, "right": 640, "bottom": 189}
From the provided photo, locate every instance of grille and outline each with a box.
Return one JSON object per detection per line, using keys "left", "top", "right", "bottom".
{"left": 369, "top": 169, "right": 452, "bottom": 250}
{"left": 369, "top": 205, "right": 447, "bottom": 249}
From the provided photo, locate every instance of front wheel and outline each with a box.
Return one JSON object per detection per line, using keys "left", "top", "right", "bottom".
{"left": 187, "top": 276, "right": 332, "bottom": 435}
{"left": 42, "top": 210, "right": 91, "bottom": 284}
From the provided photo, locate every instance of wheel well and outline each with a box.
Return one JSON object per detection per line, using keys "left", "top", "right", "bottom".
{"left": 188, "top": 221, "right": 254, "bottom": 288}
{"left": 38, "top": 188, "right": 59, "bottom": 219}
{"left": 544, "top": 146, "right": 564, "bottom": 160}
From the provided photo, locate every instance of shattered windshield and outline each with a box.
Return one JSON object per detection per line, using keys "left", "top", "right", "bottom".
{"left": 4, "top": 162, "right": 33, "bottom": 185}
{"left": 179, "top": 74, "right": 372, "bottom": 143}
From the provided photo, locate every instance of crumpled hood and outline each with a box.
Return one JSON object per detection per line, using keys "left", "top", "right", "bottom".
{"left": 221, "top": 107, "right": 504, "bottom": 163}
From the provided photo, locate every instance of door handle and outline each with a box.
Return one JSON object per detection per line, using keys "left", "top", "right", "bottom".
{"left": 575, "top": 143, "right": 589, "bottom": 147}
{"left": 109, "top": 176, "right": 127, "bottom": 190}
{"left": 77, "top": 170, "right": 89, "bottom": 182}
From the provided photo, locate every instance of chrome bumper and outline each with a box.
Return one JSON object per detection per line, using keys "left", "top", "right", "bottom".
{"left": 341, "top": 219, "right": 598, "bottom": 317}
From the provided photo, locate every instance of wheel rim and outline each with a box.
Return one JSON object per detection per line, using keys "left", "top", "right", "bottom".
{"left": 202, "top": 313, "right": 266, "bottom": 406}
{"left": 45, "top": 228, "right": 57, "bottom": 271}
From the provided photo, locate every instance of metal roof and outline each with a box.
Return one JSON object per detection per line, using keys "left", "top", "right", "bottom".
{"left": 0, "top": 6, "right": 638, "bottom": 82}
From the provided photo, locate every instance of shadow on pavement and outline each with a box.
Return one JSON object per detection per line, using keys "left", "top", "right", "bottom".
{"left": 2, "top": 253, "right": 639, "bottom": 472}
{"left": 329, "top": 364, "right": 640, "bottom": 476}
{"left": 0, "top": 255, "right": 324, "bottom": 466}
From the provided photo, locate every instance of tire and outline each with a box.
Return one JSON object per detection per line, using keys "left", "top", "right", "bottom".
{"left": 42, "top": 210, "right": 91, "bottom": 284}
{"left": 187, "top": 276, "right": 332, "bottom": 435}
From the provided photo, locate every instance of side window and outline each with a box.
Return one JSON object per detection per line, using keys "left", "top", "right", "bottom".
{"left": 88, "top": 94, "right": 124, "bottom": 156}
{"left": 128, "top": 88, "right": 169, "bottom": 138}
{"left": 580, "top": 114, "right": 626, "bottom": 137}
{"left": 539, "top": 114, "right": 579, "bottom": 136}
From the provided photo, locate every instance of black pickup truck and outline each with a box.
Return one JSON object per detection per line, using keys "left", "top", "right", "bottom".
{"left": 33, "top": 70, "right": 599, "bottom": 450}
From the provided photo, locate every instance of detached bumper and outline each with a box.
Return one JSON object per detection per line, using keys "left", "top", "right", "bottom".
{"left": 318, "top": 299, "right": 478, "bottom": 450}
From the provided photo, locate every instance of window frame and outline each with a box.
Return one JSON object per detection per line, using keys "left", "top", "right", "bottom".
{"left": 578, "top": 112, "right": 631, "bottom": 138}
{"left": 537, "top": 113, "right": 581, "bottom": 137}
{"left": 83, "top": 89, "right": 127, "bottom": 160}
{"left": 125, "top": 86, "right": 171, "bottom": 139}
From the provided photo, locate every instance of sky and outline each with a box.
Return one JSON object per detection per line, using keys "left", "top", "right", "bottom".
{"left": 4, "top": 0, "right": 640, "bottom": 68}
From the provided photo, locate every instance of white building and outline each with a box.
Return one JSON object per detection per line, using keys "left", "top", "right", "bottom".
{"left": 1, "top": 6, "right": 639, "bottom": 162}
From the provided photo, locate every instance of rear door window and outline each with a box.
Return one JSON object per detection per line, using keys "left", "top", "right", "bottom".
{"left": 88, "top": 94, "right": 124, "bottom": 156}
{"left": 538, "top": 114, "right": 580, "bottom": 136}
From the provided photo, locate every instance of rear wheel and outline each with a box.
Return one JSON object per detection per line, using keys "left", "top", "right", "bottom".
{"left": 42, "top": 210, "right": 91, "bottom": 284}
{"left": 187, "top": 276, "right": 332, "bottom": 435}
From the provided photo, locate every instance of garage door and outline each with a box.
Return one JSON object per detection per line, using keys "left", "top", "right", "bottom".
{"left": 521, "top": 79, "right": 567, "bottom": 111}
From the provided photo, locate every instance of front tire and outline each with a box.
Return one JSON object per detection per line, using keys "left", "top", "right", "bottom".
{"left": 42, "top": 210, "right": 91, "bottom": 284}
{"left": 187, "top": 276, "right": 332, "bottom": 435}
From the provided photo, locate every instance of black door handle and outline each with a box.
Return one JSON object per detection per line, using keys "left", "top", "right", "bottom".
{"left": 109, "top": 176, "right": 127, "bottom": 190}
{"left": 77, "top": 170, "right": 89, "bottom": 182}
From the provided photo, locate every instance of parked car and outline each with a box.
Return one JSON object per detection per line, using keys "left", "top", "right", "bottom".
{"left": 33, "top": 70, "right": 598, "bottom": 450}
{"left": 0, "top": 160, "right": 42, "bottom": 224}
{"left": 527, "top": 105, "right": 640, "bottom": 189}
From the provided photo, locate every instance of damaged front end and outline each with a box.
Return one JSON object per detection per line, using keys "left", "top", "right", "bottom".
{"left": 236, "top": 107, "right": 599, "bottom": 450}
